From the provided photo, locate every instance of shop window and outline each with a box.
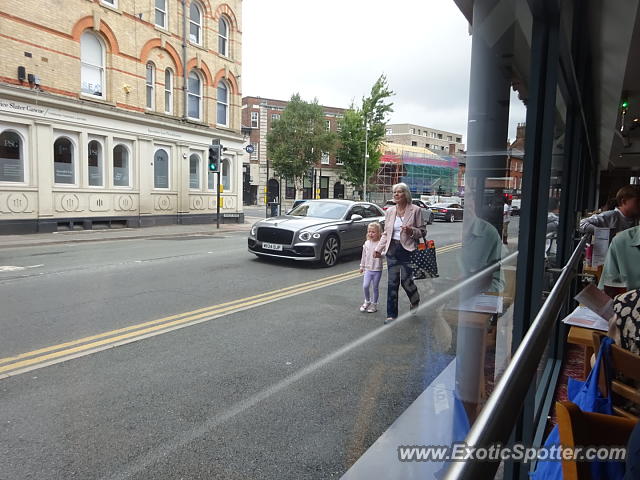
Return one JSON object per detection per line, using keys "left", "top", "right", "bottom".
{"left": 113, "top": 144, "right": 130, "bottom": 187}
{"left": 87, "top": 140, "right": 103, "bottom": 186}
{"left": 0, "top": 130, "right": 24, "bottom": 183}
{"left": 190, "top": 153, "right": 200, "bottom": 189}
{"left": 153, "top": 148, "right": 169, "bottom": 188}
{"left": 54, "top": 137, "right": 75, "bottom": 184}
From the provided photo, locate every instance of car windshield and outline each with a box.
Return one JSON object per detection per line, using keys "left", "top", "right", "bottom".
{"left": 289, "top": 201, "right": 349, "bottom": 219}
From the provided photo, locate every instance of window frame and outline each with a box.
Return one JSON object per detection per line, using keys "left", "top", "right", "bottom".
{"left": 250, "top": 111, "right": 259, "bottom": 128}
{"left": 146, "top": 62, "right": 155, "bottom": 110}
{"left": 155, "top": 0, "right": 167, "bottom": 29}
{"left": 112, "top": 142, "right": 132, "bottom": 188}
{"left": 321, "top": 152, "right": 330, "bottom": 165}
{"left": 153, "top": 146, "right": 171, "bottom": 190}
{"left": 53, "top": 135, "right": 78, "bottom": 186}
{"left": 216, "top": 80, "right": 229, "bottom": 127}
{"left": 218, "top": 15, "right": 229, "bottom": 57}
{"left": 0, "top": 127, "right": 28, "bottom": 185}
{"left": 87, "top": 138, "right": 104, "bottom": 187}
{"left": 164, "top": 69, "right": 173, "bottom": 114}
{"left": 189, "top": 152, "right": 201, "bottom": 190}
{"left": 189, "top": 1, "right": 203, "bottom": 46}
{"left": 221, "top": 157, "right": 231, "bottom": 191}
{"left": 80, "top": 31, "right": 106, "bottom": 99}
{"left": 187, "top": 70, "right": 203, "bottom": 121}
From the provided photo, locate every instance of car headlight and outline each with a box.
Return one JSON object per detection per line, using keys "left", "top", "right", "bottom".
{"left": 299, "top": 231, "right": 312, "bottom": 241}
{"left": 250, "top": 225, "right": 257, "bottom": 236}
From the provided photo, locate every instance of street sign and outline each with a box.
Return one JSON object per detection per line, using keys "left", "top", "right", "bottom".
{"left": 245, "top": 144, "right": 255, "bottom": 154}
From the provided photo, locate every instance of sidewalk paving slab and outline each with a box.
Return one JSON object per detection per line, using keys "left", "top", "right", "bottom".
{"left": 0, "top": 217, "right": 263, "bottom": 249}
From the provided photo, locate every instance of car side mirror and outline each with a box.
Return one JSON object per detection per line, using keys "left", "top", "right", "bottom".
{"left": 350, "top": 214, "right": 363, "bottom": 221}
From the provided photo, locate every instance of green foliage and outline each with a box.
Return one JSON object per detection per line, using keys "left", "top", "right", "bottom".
{"left": 266, "top": 94, "right": 337, "bottom": 197}
{"left": 337, "top": 75, "right": 394, "bottom": 198}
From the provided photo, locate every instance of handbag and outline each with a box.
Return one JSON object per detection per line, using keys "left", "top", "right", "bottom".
{"left": 410, "top": 234, "right": 439, "bottom": 280}
{"left": 531, "top": 337, "right": 625, "bottom": 480}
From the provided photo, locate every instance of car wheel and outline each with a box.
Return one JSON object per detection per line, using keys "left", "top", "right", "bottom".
{"left": 448, "top": 213, "right": 455, "bottom": 223}
{"left": 320, "top": 235, "right": 340, "bottom": 267}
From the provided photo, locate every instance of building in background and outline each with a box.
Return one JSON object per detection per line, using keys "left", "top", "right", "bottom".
{"left": 370, "top": 142, "right": 462, "bottom": 203}
{"left": 384, "top": 123, "right": 465, "bottom": 154}
{"left": 507, "top": 123, "right": 525, "bottom": 198}
{"left": 0, "top": 0, "right": 244, "bottom": 234}
{"left": 241, "top": 96, "right": 355, "bottom": 208}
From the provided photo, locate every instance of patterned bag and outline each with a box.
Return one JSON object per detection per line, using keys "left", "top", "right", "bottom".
{"left": 410, "top": 236, "right": 439, "bottom": 280}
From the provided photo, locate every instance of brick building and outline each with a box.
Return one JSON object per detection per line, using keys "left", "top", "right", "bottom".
{"left": 0, "top": 0, "right": 244, "bottom": 234}
{"left": 507, "top": 123, "right": 525, "bottom": 198}
{"left": 241, "top": 96, "right": 356, "bottom": 209}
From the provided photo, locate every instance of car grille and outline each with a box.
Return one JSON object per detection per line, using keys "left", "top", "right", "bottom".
{"left": 256, "top": 227, "right": 294, "bottom": 245}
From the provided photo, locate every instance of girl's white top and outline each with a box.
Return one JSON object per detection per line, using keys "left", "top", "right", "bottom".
{"left": 360, "top": 239, "right": 383, "bottom": 271}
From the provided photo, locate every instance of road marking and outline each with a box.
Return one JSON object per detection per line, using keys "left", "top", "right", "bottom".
{"left": 0, "top": 243, "right": 462, "bottom": 378}
{"left": 0, "top": 264, "right": 44, "bottom": 272}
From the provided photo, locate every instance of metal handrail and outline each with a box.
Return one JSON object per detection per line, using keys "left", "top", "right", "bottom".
{"left": 444, "top": 234, "right": 589, "bottom": 480}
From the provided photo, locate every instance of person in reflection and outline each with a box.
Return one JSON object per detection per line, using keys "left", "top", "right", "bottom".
{"left": 599, "top": 225, "right": 640, "bottom": 297}
{"left": 374, "top": 182, "right": 425, "bottom": 324}
{"left": 579, "top": 185, "right": 640, "bottom": 235}
{"left": 502, "top": 196, "right": 512, "bottom": 245}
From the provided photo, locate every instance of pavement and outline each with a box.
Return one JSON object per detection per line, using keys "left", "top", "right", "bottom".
{"left": 0, "top": 215, "right": 264, "bottom": 249}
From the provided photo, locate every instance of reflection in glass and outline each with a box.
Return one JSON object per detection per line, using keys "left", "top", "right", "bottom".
{"left": 88, "top": 140, "right": 102, "bottom": 186}
{"left": 154, "top": 149, "right": 169, "bottom": 189}
{"left": 54, "top": 138, "right": 74, "bottom": 184}
{"left": 113, "top": 144, "right": 129, "bottom": 187}
{"left": 0, "top": 131, "right": 23, "bottom": 182}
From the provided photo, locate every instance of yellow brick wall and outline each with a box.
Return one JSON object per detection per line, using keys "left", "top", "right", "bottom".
{"left": 0, "top": 0, "right": 242, "bottom": 130}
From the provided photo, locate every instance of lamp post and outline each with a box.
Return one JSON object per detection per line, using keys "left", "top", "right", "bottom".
{"left": 363, "top": 119, "right": 369, "bottom": 201}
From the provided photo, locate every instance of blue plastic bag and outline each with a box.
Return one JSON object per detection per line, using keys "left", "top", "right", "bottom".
{"left": 531, "top": 337, "right": 625, "bottom": 479}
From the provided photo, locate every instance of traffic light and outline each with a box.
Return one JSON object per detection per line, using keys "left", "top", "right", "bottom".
{"left": 208, "top": 140, "right": 220, "bottom": 172}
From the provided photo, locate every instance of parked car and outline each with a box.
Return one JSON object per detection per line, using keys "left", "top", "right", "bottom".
{"left": 248, "top": 200, "right": 385, "bottom": 267}
{"left": 431, "top": 203, "right": 464, "bottom": 222}
{"left": 510, "top": 199, "right": 521, "bottom": 216}
{"left": 381, "top": 200, "right": 434, "bottom": 224}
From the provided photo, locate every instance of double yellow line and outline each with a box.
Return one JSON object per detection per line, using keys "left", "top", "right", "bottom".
{"left": 0, "top": 242, "right": 462, "bottom": 378}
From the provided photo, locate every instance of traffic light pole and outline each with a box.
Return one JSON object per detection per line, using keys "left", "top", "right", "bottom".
{"left": 216, "top": 171, "right": 221, "bottom": 229}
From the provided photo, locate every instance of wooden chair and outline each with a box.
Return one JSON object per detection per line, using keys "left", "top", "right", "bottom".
{"left": 556, "top": 401, "right": 636, "bottom": 480}
{"left": 592, "top": 332, "right": 640, "bottom": 421}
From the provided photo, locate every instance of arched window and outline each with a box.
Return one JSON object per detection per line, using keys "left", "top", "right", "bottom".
{"left": 216, "top": 81, "right": 228, "bottom": 126}
{"left": 146, "top": 63, "right": 155, "bottom": 110}
{"left": 80, "top": 32, "right": 105, "bottom": 97}
{"left": 113, "top": 144, "right": 130, "bottom": 187}
{"left": 189, "top": 2, "right": 202, "bottom": 45}
{"left": 221, "top": 158, "right": 230, "bottom": 191}
{"left": 189, "top": 153, "right": 201, "bottom": 189}
{"left": 54, "top": 137, "right": 75, "bottom": 184}
{"left": 87, "top": 140, "right": 103, "bottom": 186}
{"left": 187, "top": 71, "right": 202, "bottom": 120}
{"left": 164, "top": 69, "right": 173, "bottom": 114}
{"left": 0, "top": 130, "right": 24, "bottom": 183}
{"left": 218, "top": 16, "right": 229, "bottom": 56}
{"left": 154, "top": 148, "right": 169, "bottom": 188}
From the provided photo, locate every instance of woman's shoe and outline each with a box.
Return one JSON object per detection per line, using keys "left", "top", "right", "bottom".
{"left": 384, "top": 317, "right": 396, "bottom": 325}
{"left": 367, "top": 304, "right": 377, "bottom": 313}
{"left": 360, "top": 302, "right": 370, "bottom": 312}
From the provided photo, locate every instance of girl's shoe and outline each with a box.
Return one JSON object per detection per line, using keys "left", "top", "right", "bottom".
{"left": 367, "top": 304, "right": 377, "bottom": 313}
{"left": 359, "top": 302, "right": 370, "bottom": 312}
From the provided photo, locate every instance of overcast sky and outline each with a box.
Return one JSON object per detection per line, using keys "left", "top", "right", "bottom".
{"left": 242, "top": 0, "right": 526, "bottom": 143}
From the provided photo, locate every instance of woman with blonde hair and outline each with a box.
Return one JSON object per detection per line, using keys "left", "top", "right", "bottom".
{"left": 374, "top": 183, "right": 426, "bottom": 324}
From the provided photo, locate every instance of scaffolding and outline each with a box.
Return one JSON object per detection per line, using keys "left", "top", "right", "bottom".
{"left": 370, "top": 143, "right": 461, "bottom": 203}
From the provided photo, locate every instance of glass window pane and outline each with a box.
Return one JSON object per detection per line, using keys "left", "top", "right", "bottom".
{"left": 218, "top": 37, "right": 227, "bottom": 56}
{"left": 54, "top": 138, "right": 74, "bottom": 184}
{"left": 189, "top": 3, "right": 200, "bottom": 22}
{"left": 217, "top": 83, "right": 227, "bottom": 103}
{"left": 154, "top": 149, "right": 169, "bottom": 188}
{"left": 189, "top": 154, "right": 200, "bottom": 189}
{"left": 146, "top": 64, "right": 154, "bottom": 84}
{"left": 222, "top": 159, "right": 230, "bottom": 190}
{"left": 88, "top": 140, "right": 102, "bottom": 186}
{"left": 155, "top": 10, "right": 165, "bottom": 27}
{"left": 189, "top": 24, "right": 199, "bottom": 44}
{"left": 217, "top": 103, "right": 227, "bottom": 125}
{"left": 155, "top": 0, "right": 165, "bottom": 8}
{"left": 80, "top": 32, "right": 102, "bottom": 66}
{"left": 219, "top": 17, "right": 228, "bottom": 37}
{"left": 113, "top": 145, "right": 129, "bottom": 187}
{"left": 188, "top": 95, "right": 200, "bottom": 119}
{"left": 188, "top": 73, "right": 200, "bottom": 94}
{"left": 0, "top": 131, "right": 24, "bottom": 182}
{"left": 81, "top": 65, "right": 103, "bottom": 96}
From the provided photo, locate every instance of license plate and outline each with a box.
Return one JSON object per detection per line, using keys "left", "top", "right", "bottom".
{"left": 262, "top": 242, "right": 283, "bottom": 251}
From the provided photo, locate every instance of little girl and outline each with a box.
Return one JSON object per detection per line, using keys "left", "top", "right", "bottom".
{"left": 359, "top": 222, "right": 383, "bottom": 313}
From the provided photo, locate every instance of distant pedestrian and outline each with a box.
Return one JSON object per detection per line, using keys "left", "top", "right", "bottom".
{"left": 502, "top": 197, "right": 512, "bottom": 245}
{"left": 359, "top": 222, "right": 383, "bottom": 313}
{"left": 374, "top": 183, "right": 426, "bottom": 324}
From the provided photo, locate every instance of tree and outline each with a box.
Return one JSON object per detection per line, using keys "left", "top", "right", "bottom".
{"left": 267, "top": 94, "right": 337, "bottom": 199}
{"left": 337, "top": 75, "right": 394, "bottom": 199}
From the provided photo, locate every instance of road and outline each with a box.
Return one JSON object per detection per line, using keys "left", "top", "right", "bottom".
{"left": 0, "top": 219, "right": 497, "bottom": 479}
